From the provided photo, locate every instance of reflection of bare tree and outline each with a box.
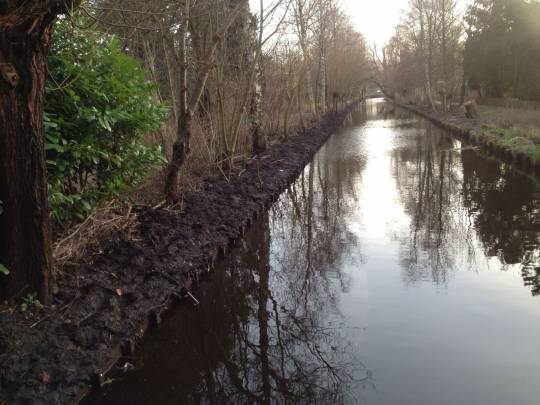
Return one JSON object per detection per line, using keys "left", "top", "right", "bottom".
{"left": 195, "top": 205, "right": 371, "bottom": 404}
{"left": 393, "top": 124, "right": 477, "bottom": 286}
{"left": 393, "top": 120, "right": 540, "bottom": 296}
{"left": 461, "top": 147, "right": 540, "bottom": 296}
{"left": 522, "top": 251, "right": 540, "bottom": 297}
{"left": 271, "top": 132, "right": 366, "bottom": 309}
{"left": 262, "top": 143, "right": 372, "bottom": 403}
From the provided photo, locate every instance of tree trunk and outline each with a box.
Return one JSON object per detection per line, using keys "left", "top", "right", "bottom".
{"left": 0, "top": 18, "right": 55, "bottom": 302}
{"left": 164, "top": 111, "right": 193, "bottom": 200}
{"left": 250, "top": 66, "right": 265, "bottom": 154}
{"left": 418, "top": 0, "right": 436, "bottom": 110}
{"left": 283, "top": 90, "right": 293, "bottom": 139}
{"left": 441, "top": 0, "right": 448, "bottom": 86}
{"left": 250, "top": 1, "right": 265, "bottom": 155}
{"left": 295, "top": 0, "right": 317, "bottom": 119}
{"left": 317, "top": 3, "right": 327, "bottom": 115}
{"left": 319, "top": 52, "right": 326, "bottom": 114}
{"left": 297, "top": 80, "right": 306, "bottom": 130}
{"left": 164, "top": 0, "right": 190, "bottom": 201}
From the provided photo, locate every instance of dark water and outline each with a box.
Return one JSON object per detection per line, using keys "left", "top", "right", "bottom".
{"left": 88, "top": 99, "right": 540, "bottom": 405}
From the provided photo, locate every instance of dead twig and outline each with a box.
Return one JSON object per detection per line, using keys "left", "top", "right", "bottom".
{"left": 152, "top": 200, "right": 167, "bottom": 210}
{"left": 29, "top": 294, "right": 81, "bottom": 329}
{"left": 187, "top": 291, "right": 200, "bottom": 306}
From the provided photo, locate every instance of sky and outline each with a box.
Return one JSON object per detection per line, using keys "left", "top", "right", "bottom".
{"left": 250, "top": 0, "right": 471, "bottom": 50}
{"left": 249, "top": 0, "right": 409, "bottom": 49}
{"left": 342, "top": 0, "right": 409, "bottom": 48}
{"left": 345, "top": 0, "right": 472, "bottom": 48}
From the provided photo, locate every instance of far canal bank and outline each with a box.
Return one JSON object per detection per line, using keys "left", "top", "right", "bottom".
{"left": 395, "top": 101, "right": 540, "bottom": 179}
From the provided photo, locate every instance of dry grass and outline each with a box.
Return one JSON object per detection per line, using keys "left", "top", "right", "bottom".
{"left": 478, "top": 104, "right": 540, "bottom": 130}
{"left": 53, "top": 200, "right": 139, "bottom": 270}
{"left": 51, "top": 165, "right": 206, "bottom": 271}
{"left": 478, "top": 97, "right": 540, "bottom": 111}
{"left": 474, "top": 102, "right": 540, "bottom": 161}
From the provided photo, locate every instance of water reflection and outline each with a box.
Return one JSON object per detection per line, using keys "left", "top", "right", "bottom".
{"left": 461, "top": 149, "right": 540, "bottom": 296}
{"left": 392, "top": 124, "right": 476, "bottom": 286}
{"left": 391, "top": 119, "right": 540, "bottom": 296}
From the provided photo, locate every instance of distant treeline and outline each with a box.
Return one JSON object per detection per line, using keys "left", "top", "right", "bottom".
{"left": 375, "top": 0, "right": 540, "bottom": 106}
{"left": 465, "top": 0, "right": 540, "bottom": 100}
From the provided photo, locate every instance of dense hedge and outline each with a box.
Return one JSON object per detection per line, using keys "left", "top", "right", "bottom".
{"left": 45, "top": 17, "right": 168, "bottom": 225}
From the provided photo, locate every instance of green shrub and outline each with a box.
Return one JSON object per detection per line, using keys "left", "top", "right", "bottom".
{"left": 45, "top": 16, "right": 168, "bottom": 225}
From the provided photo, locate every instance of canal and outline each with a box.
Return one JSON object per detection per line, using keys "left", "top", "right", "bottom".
{"left": 88, "top": 99, "right": 540, "bottom": 405}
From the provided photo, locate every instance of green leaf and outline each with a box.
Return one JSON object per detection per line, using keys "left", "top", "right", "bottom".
{"left": 46, "top": 143, "right": 65, "bottom": 152}
{"left": 0, "top": 264, "right": 10, "bottom": 276}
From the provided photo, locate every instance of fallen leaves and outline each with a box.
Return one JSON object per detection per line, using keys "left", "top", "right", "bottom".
{"left": 41, "top": 370, "right": 50, "bottom": 384}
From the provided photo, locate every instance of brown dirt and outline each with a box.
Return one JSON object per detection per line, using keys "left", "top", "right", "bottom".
{"left": 0, "top": 103, "right": 358, "bottom": 405}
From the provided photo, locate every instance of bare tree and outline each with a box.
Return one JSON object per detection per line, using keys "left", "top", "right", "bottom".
{"left": 293, "top": 0, "right": 317, "bottom": 118}
{"left": 164, "top": 0, "right": 249, "bottom": 200}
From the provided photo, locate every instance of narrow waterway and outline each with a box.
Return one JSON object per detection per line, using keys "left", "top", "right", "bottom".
{"left": 88, "top": 99, "right": 540, "bottom": 405}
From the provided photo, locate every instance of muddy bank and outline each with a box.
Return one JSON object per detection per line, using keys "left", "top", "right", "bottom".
{"left": 0, "top": 103, "right": 359, "bottom": 405}
{"left": 396, "top": 102, "right": 540, "bottom": 178}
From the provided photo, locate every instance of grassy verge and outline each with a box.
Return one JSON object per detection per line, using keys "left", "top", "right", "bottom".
{"left": 474, "top": 104, "right": 540, "bottom": 163}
